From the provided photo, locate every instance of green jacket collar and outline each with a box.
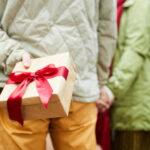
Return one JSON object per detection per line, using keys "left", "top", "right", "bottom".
{"left": 124, "top": 0, "right": 136, "bottom": 7}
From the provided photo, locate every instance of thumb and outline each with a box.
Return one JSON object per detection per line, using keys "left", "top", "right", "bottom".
{"left": 22, "top": 52, "right": 31, "bottom": 68}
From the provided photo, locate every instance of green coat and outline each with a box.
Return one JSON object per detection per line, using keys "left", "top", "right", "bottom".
{"left": 108, "top": 0, "right": 150, "bottom": 130}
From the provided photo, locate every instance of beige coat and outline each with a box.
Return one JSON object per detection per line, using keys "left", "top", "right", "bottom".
{"left": 0, "top": 0, "right": 116, "bottom": 102}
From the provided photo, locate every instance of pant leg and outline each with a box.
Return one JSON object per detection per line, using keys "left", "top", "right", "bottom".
{"left": 50, "top": 101, "right": 97, "bottom": 150}
{"left": 0, "top": 124, "right": 5, "bottom": 150}
{"left": 0, "top": 108, "right": 49, "bottom": 150}
{"left": 0, "top": 88, "right": 6, "bottom": 150}
{"left": 113, "top": 131, "right": 150, "bottom": 150}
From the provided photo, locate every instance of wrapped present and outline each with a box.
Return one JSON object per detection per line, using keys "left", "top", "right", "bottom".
{"left": 0, "top": 52, "right": 76, "bottom": 125}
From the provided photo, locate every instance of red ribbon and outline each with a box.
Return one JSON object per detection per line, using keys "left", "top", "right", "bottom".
{"left": 7, "top": 64, "right": 69, "bottom": 125}
{"left": 117, "top": 0, "right": 125, "bottom": 29}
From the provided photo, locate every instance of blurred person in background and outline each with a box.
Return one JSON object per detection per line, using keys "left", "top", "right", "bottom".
{"left": 101, "top": 0, "right": 150, "bottom": 149}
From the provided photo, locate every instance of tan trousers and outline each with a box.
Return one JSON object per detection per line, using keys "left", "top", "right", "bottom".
{"left": 113, "top": 131, "right": 150, "bottom": 150}
{"left": 0, "top": 101, "right": 97, "bottom": 150}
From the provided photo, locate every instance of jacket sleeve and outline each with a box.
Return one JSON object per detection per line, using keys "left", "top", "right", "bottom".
{"left": 108, "top": 1, "right": 149, "bottom": 99}
{"left": 0, "top": 0, "right": 26, "bottom": 75}
{"left": 97, "top": 0, "right": 117, "bottom": 87}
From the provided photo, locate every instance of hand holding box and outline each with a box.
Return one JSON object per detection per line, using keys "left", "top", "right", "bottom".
{"left": 0, "top": 52, "right": 76, "bottom": 125}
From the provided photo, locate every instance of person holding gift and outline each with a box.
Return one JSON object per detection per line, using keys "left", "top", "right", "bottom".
{"left": 0, "top": 0, "right": 116, "bottom": 150}
{"left": 100, "top": 0, "right": 150, "bottom": 149}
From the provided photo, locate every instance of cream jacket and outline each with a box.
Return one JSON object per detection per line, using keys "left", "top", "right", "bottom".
{"left": 0, "top": 0, "right": 116, "bottom": 102}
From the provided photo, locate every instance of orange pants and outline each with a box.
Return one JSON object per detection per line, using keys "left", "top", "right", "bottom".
{"left": 0, "top": 101, "right": 97, "bottom": 150}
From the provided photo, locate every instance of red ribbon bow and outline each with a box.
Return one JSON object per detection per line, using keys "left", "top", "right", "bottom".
{"left": 7, "top": 64, "right": 69, "bottom": 125}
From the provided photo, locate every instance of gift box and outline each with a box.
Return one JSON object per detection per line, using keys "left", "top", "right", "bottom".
{"left": 0, "top": 52, "right": 76, "bottom": 124}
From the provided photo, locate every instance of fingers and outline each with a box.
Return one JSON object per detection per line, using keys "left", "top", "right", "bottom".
{"left": 96, "top": 89, "right": 114, "bottom": 112}
{"left": 96, "top": 98, "right": 110, "bottom": 112}
{"left": 22, "top": 52, "right": 31, "bottom": 68}
{"left": 3, "top": 51, "right": 31, "bottom": 75}
{"left": 96, "top": 99, "right": 108, "bottom": 109}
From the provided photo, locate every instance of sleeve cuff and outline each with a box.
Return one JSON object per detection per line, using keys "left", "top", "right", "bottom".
{"left": 101, "top": 85, "right": 115, "bottom": 101}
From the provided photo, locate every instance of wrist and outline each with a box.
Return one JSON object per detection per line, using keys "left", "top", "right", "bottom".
{"left": 101, "top": 85, "right": 115, "bottom": 101}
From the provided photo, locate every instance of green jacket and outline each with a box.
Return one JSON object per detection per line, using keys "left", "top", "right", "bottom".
{"left": 108, "top": 0, "right": 150, "bottom": 130}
